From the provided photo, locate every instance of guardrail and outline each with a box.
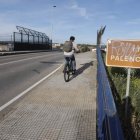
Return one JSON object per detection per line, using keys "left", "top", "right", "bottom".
{"left": 96, "top": 46, "right": 124, "bottom": 140}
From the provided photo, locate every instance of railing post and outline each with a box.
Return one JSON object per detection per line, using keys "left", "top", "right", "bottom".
{"left": 13, "top": 32, "right": 15, "bottom": 51}
{"left": 21, "top": 32, "right": 23, "bottom": 43}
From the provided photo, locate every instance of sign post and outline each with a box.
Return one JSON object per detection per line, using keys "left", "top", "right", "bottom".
{"left": 125, "top": 68, "right": 131, "bottom": 118}
{"left": 106, "top": 39, "right": 140, "bottom": 118}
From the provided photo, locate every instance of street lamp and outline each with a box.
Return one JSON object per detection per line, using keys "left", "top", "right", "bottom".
{"left": 51, "top": 5, "right": 56, "bottom": 42}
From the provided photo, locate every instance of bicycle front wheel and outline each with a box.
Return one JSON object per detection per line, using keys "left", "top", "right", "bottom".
{"left": 64, "top": 64, "right": 70, "bottom": 82}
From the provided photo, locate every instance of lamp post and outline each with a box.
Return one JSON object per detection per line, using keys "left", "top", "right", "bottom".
{"left": 51, "top": 5, "right": 56, "bottom": 43}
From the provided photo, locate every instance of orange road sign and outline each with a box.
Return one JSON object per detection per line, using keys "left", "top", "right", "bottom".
{"left": 106, "top": 39, "right": 140, "bottom": 68}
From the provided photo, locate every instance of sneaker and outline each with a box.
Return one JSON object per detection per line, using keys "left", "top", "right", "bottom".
{"left": 72, "top": 69, "right": 76, "bottom": 75}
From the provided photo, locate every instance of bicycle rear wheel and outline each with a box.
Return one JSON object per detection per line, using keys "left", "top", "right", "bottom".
{"left": 64, "top": 64, "right": 70, "bottom": 82}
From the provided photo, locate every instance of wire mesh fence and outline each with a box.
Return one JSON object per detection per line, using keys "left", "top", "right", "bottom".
{"left": 103, "top": 52, "right": 140, "bottom": 140}
{"left": 0, "top": 26, "right": 52, "bottom": 51}
{"left": 13, "top": 26, "right": 52, "bottom": 51}
{"left": 0, "top": 35, "right": 12, "bottom": 42}
{"left": 107, "top": 67, "right": 140, "bottom": 114}
{"left": 14, "top": 32, "right": 50, "bottom": 44}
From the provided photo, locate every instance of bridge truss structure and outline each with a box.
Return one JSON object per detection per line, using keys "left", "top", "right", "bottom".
{"left": 13, "top": 26, "right": 52, "bottom": 51}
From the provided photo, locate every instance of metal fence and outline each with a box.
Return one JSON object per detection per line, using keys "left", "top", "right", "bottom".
{"left": 107, "top": 65, "right": 140, "bottom": 139}
{"left": 96, "top": 46, "right": 124, "bottom": 140}
{"left": 0, "top": 35, "right": 12, "bottom": 42}
{"left": 13, "top": 26, "right": 52, "bottom": 51}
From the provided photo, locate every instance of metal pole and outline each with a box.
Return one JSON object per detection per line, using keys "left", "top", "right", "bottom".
{"left": 11, "top": 35, "right": 12, "bottom": 42}
{"left": 125, "top": 67, "right": 131, "bottom": 118}
{"left": 51, "top": 5, "right": 56, "bottom": 41}
{"left": 33, "top": 35, "right": 34, "bottom": 44}
{"left": 28, "top": 33, "right": 29, "bottom": 43}
{"left": 21, "top": 32, "right": 23, "bottom": 43}
{"left": 13, "top": 32, "right": 15, "bottom": 51}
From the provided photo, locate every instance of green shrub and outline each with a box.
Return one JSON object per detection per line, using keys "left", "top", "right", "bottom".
{"left": 131, "top": 69, "right": 140, "bottom": 78}
{"left": 111, "top": 74, "right": 127, "bottom": 98}
{"left": 107, "top": 68, "right": 140, "bottom": 139}
{"left": 111, "top": 67, "right": 127, "bottom": 77}
{"left": 130, "top": 78, "right": 140, "bottom": 117}
{"left": 80, "top": 46, "right": 90, "bottom": 52}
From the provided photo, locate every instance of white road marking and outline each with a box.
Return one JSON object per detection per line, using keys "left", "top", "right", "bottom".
{"left": 0, "top": 53, "right": 58, "bottom": 66}
{"left": 0, "top": 64, "right": 63, "bottom": 112}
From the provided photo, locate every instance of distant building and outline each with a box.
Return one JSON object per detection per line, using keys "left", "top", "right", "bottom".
{"left": 52, "top": 43, "right": 61, "bottom": 48}
{"left": 0, "top": 43, "right": 14, "bottom": 51}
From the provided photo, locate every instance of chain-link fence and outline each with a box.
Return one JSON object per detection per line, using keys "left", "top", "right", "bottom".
{"left": 0, "top": 26, "right": 52, "bottom": 51}
{"left": 103, "top": 52, "right": 140, "bottom": 140}
{"left": 0, "top": 35, "right": 13, "bottom": 43}
{"left": 13, "top": 26, "right": 52, "bottom": 51}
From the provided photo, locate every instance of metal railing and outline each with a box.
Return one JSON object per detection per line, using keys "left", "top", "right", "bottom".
{"left": 96, "top": 46, "right": 124, "bottom": 140}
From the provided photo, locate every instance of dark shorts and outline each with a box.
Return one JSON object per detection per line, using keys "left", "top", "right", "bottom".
{"left": 64, "top": 54, "right": 75, "bottom": 61}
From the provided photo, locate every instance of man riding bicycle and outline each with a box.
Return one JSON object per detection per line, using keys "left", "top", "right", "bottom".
{"left": 63, "top": 36, "right": 79, "bottom": 74}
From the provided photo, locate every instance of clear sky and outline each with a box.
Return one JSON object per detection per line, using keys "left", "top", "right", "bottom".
{"left": 0, "top": 0, "right": 140, "bottom": 44}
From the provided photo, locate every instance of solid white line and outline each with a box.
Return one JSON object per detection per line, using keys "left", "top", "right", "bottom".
{"left": 0, "top": 64, "right": 63, "bottom": 112}
{"left": 0, "top": 53, "right": 57, "bottom": 66}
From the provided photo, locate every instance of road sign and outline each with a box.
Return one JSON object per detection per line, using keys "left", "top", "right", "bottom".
{"left": 106, "top": 39, "right": 140, "bottom": 68}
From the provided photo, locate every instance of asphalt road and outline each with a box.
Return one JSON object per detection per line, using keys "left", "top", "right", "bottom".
{"left": 0, "top": 51, "right": 64, "bottom": 107}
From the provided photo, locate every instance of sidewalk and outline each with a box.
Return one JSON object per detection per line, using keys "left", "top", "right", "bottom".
{"left": 0, "top": 51, "right": 97, "bottom": 140}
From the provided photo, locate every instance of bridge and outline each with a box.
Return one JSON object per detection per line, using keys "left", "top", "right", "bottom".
{"left": 0, "top": 25, "right": 125, "bottom": 139}
{"left": 0, "top": 46, "right": 124, "bottom": 140}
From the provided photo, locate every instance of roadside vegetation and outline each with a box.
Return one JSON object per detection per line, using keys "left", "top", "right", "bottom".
{"left": 77, "top": 44, "right": 91, "bottom": 52}
{"left": 102, "top": 53, "right": 140, "bottom": 140}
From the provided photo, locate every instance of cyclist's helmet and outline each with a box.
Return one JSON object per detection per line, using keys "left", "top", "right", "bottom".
{"left": 70, "top": 36, "right": 75, "bottom": 41}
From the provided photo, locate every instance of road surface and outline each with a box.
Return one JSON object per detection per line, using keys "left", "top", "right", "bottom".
{"left": 0, "top": 51, "right": 64, "bottom": 107}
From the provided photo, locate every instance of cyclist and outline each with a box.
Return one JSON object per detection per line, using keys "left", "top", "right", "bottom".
{"left": 63, "top": 36, "right": 79, "bottom": 74}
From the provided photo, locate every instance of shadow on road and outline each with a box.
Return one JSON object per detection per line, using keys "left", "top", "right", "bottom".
{"left": 40, "top": 61, "right": 62, "bottom": 65}
{"left": 69, "top": 61, "right": 94, "bottom": 81}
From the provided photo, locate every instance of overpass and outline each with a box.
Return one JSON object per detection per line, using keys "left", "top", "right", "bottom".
{"left": 0, "top": 47, "right": 124, "bottom": 139}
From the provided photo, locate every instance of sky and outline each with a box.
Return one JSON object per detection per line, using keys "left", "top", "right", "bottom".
{"left": 0, "top": 0, "right": 140, "bottom": 44}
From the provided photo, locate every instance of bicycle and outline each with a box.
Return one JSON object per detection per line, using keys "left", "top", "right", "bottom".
{"left": 63, "top": 57, "right": 75, "bottom": 82}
